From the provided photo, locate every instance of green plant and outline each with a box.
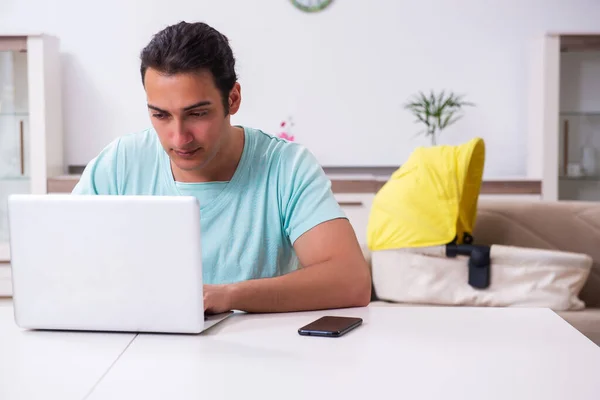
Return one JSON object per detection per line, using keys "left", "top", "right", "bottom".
{"left": 403, "top": 90, "right": 475, "bottom": 146}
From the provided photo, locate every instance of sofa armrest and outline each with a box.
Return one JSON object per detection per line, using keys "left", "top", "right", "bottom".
{"left": 474, "top": 200, "right": 600, "bottom": 308}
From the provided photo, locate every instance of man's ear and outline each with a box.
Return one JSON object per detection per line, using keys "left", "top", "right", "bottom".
{"left": 228, "top": 82, "right": 242, "bottom": 115}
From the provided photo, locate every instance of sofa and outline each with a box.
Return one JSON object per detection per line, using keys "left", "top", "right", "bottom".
{"left": 365, "top": 199, "right": 600, "bottom": 346}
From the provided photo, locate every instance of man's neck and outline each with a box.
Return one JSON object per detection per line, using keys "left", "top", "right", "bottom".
{"left": 171, "top": 126, "right": 245, "bottom": 183}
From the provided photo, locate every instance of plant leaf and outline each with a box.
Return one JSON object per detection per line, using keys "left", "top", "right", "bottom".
{"left": 403, "top": 89, "right": 474, "bottom": 143}
{"left": 440, "top": 112, "right": 454, "bottom": 129}
{"left": 443, "top": 114, "right": 463, "bottom": 129}
{"left": 415, "top": 113, "right": 430, "bottom": 126}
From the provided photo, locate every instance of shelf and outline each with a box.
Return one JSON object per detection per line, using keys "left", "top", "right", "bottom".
{"left": 0, "top": 176, "right": 30, "bottom": 182}
{"left": 0, "top": 242, "right": 9, "bottom": 262}
{"left": 560, "top": 112, "right": 600, "bottom": 117}
{"left": 0, "top": 112, "right": 28, "bottom": 116}
{"left": 559, "top": 175, "right": 600, "bottom": 181}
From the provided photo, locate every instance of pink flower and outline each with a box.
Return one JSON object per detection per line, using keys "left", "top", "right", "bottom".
{"left": 277, "top": 132, "right": 295, "bottom": 141}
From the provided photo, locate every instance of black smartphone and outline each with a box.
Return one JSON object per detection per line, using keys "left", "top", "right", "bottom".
{"left": 298, "top": 316, "right": 363, "bottom": 338}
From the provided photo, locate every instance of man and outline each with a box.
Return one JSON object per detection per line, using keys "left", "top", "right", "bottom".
{"left": 72, "top": 21, "right": 371, "bottom": 314}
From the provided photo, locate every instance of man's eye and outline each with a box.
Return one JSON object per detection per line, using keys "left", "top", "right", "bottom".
{"left": 189, "top": 111, "right": 207, "bottom": 118}
{"left": 153, "top": 113, "right": 167, "bottom": 120}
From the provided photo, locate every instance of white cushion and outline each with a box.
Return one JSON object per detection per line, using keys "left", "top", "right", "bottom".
{"left": 371, "top": 245, "right": 592, "bottom": 311}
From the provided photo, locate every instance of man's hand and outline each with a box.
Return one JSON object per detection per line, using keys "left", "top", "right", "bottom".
{"left": 203, "top": 284, "right": 233, "bottom": 314}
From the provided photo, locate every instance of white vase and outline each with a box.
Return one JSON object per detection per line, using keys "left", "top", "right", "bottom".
{"left": 581, "top": 146, "right": 596, "bottom": 177}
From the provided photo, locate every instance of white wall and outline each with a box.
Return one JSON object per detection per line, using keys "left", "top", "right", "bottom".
{"left": 559, "top": 50, "right": 600, "bottom": 200}
{"left": 1, "top": 0, "right": 600, "bottom": 176}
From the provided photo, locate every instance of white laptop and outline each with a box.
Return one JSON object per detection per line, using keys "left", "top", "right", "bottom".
{"left": 7, "top": 194, "right": 232, "bottom": 334}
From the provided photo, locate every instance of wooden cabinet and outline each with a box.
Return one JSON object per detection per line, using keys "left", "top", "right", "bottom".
{"left": 558, "top": 38, "right": 600, "bottom": 201}
{"left": 0, "top": 34, "right": 63, "bottom": 262}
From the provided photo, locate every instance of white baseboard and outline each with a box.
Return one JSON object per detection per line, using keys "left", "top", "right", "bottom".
{"left": 0, "top": 264, "right": 12, "bottom": 297}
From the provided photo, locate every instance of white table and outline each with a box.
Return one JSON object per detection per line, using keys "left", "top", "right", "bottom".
{"left": 0, "top": 299, "right": 135, "bottom": 400}
{"left": 86, "top": 306, "right": 600, "bottom": 400}
{"left": 1, "top": 301, "right": 600, "bottom": 400}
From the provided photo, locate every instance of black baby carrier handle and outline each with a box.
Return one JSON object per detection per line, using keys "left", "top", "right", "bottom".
{"left": 446, "top": 234, "right": 491, "bottom": 289}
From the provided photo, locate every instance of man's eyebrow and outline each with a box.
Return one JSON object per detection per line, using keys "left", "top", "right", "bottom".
{"left": 147, "top": 104, "right": 168, "bottom": 113}
{"left": 183, "top": 101, "right": 211, "bottom": 111}
{"left": 147, "top": 101, "right": 212, "bottom": 113}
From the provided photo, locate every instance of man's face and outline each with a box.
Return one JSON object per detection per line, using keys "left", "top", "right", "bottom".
{"left": 144, "top": 68, "right": 239, "bottom": 173}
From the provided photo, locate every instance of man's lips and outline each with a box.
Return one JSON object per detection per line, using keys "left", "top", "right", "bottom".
{"left": 174, "top": 147, "right": 201, "bottom": 157}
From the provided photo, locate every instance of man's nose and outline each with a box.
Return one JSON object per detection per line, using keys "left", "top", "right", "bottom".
{"left": 171, "top": 120, "right": 193, "bottom": 147}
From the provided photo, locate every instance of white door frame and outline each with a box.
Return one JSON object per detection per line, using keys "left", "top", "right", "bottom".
{"left": 541, "top": 34, "right": 560, "bottom": 202}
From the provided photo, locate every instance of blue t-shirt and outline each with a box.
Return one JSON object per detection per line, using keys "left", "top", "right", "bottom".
{"left": 72, "top": 126, "right": 346, "bottom": 284}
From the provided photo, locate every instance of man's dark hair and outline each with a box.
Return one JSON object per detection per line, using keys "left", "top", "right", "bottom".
{"left": 140, "top": 21, "right": 238, "bottom": 115}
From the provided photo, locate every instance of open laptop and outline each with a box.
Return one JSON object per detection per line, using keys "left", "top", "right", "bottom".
{"left": 7, "top": 194, "right": 232, "bottom": 334}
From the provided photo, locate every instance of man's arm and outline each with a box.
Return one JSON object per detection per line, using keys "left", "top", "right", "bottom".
{"left": 231, "top": 218, "right": 371, "bottom": 312}
{"left": 203, "top": 143, "right": 372, "bottom": 314}
{"left": 204, "top": 218, "right": 372, "bottom": 314}
{"left": 71, "top": 138, "right": 121, "bottom": 195}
